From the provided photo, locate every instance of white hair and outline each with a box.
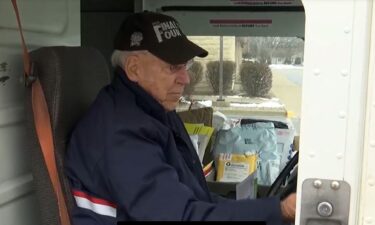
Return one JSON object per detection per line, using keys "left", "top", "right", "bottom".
{"left": 110, "top": 50, "right": 149, "bottom": 69}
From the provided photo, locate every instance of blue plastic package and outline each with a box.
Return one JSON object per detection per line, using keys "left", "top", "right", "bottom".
{"left": 213, "top": 122, "right": 279, "bottom": 185}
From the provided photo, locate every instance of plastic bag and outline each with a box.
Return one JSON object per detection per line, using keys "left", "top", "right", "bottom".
{"left": 213, "top": 122, "right": 279, "bottom": 185}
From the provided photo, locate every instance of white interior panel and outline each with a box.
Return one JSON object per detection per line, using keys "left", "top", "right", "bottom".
{"left": 0, "top": 0, "right": 80, "bottom": 224}
{"left": 359, "top": 0, "right": 375, "bottom": 223}
{"left": 0, "top": 0, "right": 80, "bottom": 47}
{"left": 297, "top": 0, "right": 372, "bottom": 224}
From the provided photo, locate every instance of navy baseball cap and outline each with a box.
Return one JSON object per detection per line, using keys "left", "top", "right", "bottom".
{"left": 113, "top": 11, "right": 208, "bottom": 65}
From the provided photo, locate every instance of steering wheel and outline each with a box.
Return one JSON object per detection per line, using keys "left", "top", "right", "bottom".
{"left": 266, "top": 151, "right": 299, "bottom": 200}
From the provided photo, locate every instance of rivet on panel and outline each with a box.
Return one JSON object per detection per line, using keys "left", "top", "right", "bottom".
{"left": 344, "top": 26, "right": 351, "bottom": 34}
{"left": 339, "top": 111, "right": 346, "bottom": 119}
{"left": 368, "top": 179, "right": 375, "bottom": 187}
{"left": 331, "top": 181, "right": 340, "bottom": 190}
{"left": 313, "top": 180, "right": 322, "bottom": 188}
{"left": 309, "top": 152, "right": 316, "bottom": 158}
{"left": 313, "top": 69, "right": 320, "bottom": 76}
{"left": 370, "top": 141, "right": 375, "bottom": 148}
{"left": 341, "top": 70, "right": 349, "bottom": 77}
{"left": 365, "top": 217, "right": 373, "bottom": 224}
{"left": 336, "top": 153, "right": 343, "bottom": 159}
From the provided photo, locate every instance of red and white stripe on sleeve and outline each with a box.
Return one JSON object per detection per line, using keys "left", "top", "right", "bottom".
{"left": 72, "top": 190, "right": 117, "bottom": 218}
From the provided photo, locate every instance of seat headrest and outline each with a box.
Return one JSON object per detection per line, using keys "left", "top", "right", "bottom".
{"left": 30, "top": 46, "right": 111, "bottom": 140}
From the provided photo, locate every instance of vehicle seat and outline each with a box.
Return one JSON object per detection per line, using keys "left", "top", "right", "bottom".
{"left": 26, "top": 46, "right": 111, "bottom": 225}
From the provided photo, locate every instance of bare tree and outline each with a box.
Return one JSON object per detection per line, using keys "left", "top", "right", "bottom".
{"left": 239, "top": 37, "right": 304, "bottom": 64}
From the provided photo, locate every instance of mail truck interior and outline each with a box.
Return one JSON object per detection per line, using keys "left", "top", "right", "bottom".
{"left": 1, "top": 0, "right": 374, "bottom": 224}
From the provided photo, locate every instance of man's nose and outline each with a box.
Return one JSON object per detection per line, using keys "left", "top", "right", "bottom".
{"left": 176, "top": 69, "right": 190, "bottom": 85}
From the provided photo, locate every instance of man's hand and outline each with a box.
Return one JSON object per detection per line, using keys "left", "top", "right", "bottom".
{"left": 280, "top": 193, "right": 296, "bottom": 222}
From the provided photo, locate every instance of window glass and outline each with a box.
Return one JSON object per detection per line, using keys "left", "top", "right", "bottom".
{"left": 178, "top": 36, "right": 304, "bottom": 133}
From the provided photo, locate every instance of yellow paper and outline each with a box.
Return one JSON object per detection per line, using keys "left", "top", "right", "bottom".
{"left": 216, "top": 153, "right": 257, "bottom": 182}
{"left": 184, "top": 123, "right": 214, "bottom": 163}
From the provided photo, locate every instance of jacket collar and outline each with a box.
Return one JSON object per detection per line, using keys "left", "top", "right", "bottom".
{"left": 112, "top": 67, "right": 169, "bottom": 124}
{"left": 112, "top": 69, "right": 212, "bottom": 198}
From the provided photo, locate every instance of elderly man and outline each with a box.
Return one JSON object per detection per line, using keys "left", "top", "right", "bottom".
{"left": 65, "top": 11, "right": 296, "bottom": 224}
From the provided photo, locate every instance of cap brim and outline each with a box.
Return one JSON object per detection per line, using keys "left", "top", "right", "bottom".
{"left": 149, "top": 37, "right": 208, "bottom": 65}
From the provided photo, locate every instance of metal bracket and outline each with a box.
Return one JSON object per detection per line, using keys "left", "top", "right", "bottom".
{"left": 24, "top": 62, "right": 37, "bottom": 87}
{"left": 300, "top": 178, "right": 350, "bottom": 225}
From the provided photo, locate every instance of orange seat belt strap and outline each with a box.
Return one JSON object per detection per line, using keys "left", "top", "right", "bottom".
{"left": 11, "top": 1, "right": 71, "bottom": 224}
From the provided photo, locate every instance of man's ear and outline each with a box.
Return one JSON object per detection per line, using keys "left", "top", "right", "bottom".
{"left": 124, "top": 55, "right": 140, "bottom": 82}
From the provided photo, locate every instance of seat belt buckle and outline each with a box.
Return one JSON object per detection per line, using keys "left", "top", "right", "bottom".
{"left": 25, "top": 62, "right": 37, "bottom": 87}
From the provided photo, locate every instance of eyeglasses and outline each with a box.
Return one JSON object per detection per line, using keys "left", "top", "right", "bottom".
{"left": 168, "top": 59, "right": 194, "bottom": 74}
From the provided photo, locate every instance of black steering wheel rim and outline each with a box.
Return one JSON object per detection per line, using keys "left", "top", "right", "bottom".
{"left": 266, "top": 151, "right": 299, "bottom": 199}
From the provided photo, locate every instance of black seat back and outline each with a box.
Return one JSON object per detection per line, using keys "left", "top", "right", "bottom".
{"left": 26, "top": 46, "right": 111, "bottom": 225}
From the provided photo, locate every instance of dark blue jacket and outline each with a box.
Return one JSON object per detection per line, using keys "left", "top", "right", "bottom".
{"left": 65, "top": 68, "right": 283, "bottom": 224}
